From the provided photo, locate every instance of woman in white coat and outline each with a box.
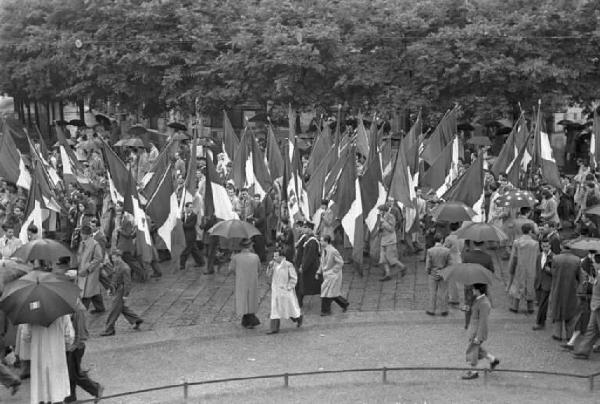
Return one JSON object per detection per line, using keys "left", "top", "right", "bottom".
{"left": 317, "top": 235, "right": 349, "bottom": 316}
{"left": 266, "top": 249, "right": 302, "bottom": 334}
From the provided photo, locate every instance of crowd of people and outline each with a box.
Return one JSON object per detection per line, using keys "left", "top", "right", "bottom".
{"left": 0, "top": 117, "right": 599, "bottom": 401}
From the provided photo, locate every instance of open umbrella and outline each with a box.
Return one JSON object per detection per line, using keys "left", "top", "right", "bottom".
{"left": 0, "top": 270, "right": 79, "bottom": 327}
{"left": 467, "top": 136, "right": 492, "bottom": 147}
{"left": 95, "top": 113, "right": 112, "bottom": 126}
{"left": 53, "top": 119, "right": 69, "bottom": 126}
{"left": 432, "top": 201, "right": 476, "bottom": 222}
{"left": 114, "top": 138, "right": 145, "bottom": 148}
{"left": 494, "top": 189, "right": 537, "bottom": 209}
{"left": 454, "top": 222, "right": 508, "bottom": 242}
{"left": 128, "top": 124, "right": 148, "bottom": 136}
{"left": 209, "top": 219, "right": 261, "bottom": 239}
{"left": 0, "top": 259, "right": 31, "bottom": 292}
{"left": 565, "top": 237, "right": 600, "bottom": 252}
{"left": 12, "top": 239, "right": 72, "bottom": 263}
{"left": 585, "top": 205, "right": 600, "bottom": 216}
{"left": 167, "top": 122, "right": 187, "bottom": 132}
{"left": 171, "top": 132, "right": 189, "bottom": 141}
{"left": 68, "top": 119, "right": 87, "bottom": 127}
{"left": 439, "top": 263, "right": 494, "bottom": 285}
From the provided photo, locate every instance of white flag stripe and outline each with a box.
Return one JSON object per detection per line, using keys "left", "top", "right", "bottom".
{"left": 341, "top": 178, "right": 362, "bottom": 247}
{"left": 365, "top": 182, "right": 387, "bottom": 232}
{"left": 19, "top": 200, "right": 43, "bottom": 243}
{"left": 211, "top": 182, "right": 239, "bottom": 220}
{"left": 158, "top": 192, "right": 179, "bottom": 252}
{"left": 17, "top": 153, "right": 31, "bottom": 190}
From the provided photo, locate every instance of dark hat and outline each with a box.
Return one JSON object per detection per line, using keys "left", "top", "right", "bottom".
{"left": 321, "top": 199, "right": 329, "bottom": 206}
{"left": 240, "top": 238, "right": 253, "bottom": 248}
{"left": 377, "top": 204, "right": 387, "bottom": 211}
{"left": 304, "top": 221, "right": 315, "bottom": 230}
{"left": 80, "top": 225, "right": 92, "bottom": 235}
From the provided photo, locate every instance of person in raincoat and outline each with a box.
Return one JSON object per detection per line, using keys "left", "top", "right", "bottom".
{"left": 265, "top": 248, "right": 302, "bottom": 334}
{"left": 507, "top": 223, "right": 539, "bottom": 313}
{"left": 317, "top": 235, "right": 349, "bottom": 316}
{"left": 230, "top": 238, "right": 260, "bottom": 328}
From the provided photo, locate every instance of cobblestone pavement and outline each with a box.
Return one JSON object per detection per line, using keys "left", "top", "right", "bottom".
{"left": 86, "top": 248, "right": 512, "bottom": 334}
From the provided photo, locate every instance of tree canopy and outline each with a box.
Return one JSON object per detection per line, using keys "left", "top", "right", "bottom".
{"left": 1, "top": 0, "right": 599, "bottom": 122}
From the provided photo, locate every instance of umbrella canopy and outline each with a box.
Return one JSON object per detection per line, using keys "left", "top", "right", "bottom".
{"left": 68, "top": 119, "right": 87, "bottom": 127}
{"left": 432, "top": 201, "right": 476, "bottom": 222}
{"left": 0, "top": 259, "right": 31, "bottom": 292}
{"left": 494, "top": 189, "right": 537, "bottom": 209}
{"left": 439, "top": 263, "right": 494, "bottom": 285}
{"left": 209, "top": 219, "right": 261, "bottom": 239}
{"left": 146, "top": 128, "right": 169, "bottom": 137}
{"left": 95, "top": 113, "right": 113, "bottom": 126}
{"left": 467, "top": 136, "right": 492, "bottom": 147}
{"left": 585, "top": 205, "right": 600, "bottom": 216}
{"left": 171, "top": 132, "right": 190, "bottom": 141}
{"left": 12, "top": 239, "right": 72, "bottom": 263}
{"left": 128, "top": 124, "right": 148, "bottom": 136}
{"left": 168, "top": 122, "right": 187, "bottom": 132}
{"left": 53, "top": 119, "right": 69, "bottom": 126}
{"left": 0, "top": 270, "right": 79, "bottom": 326}
{"left": 454, "top": 222, "right": 508, "bottom": 242}
{"left": 114, "top": 138, "right": 145, "bottom": 148}
{"left": 565, "top": 237, "right": 600, "bottom": 252}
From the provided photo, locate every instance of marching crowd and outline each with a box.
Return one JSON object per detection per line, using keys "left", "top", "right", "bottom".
{"left": 0, "top": 119, "right": 599, "bottom": 401}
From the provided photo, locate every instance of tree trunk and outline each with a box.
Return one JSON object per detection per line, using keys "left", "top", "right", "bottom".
{"left": 34, "top": 100, "right": 40, "bottom": 130}
{"left": 45, "top": 101, "right": 51, "bottom": 137}
{"left": 59, "top": 100, "right": 64, "bottom": 122}
{"left": 26, "top": 101, "right": 32, "bottom": 127}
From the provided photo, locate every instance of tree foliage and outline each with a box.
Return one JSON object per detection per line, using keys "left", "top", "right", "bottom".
{"left": 1, "top": 0, "right": 599, "bottom": 122}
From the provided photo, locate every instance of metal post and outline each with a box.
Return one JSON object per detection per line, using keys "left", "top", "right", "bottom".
{"left": 483, "top": 369, "right": 489, "bottom": 385}
{"left": 284, "top": 373, "right": 289, "bottom": 387}
{"left": 382, "top": 367, "right": 388, "bottom": 384}
{"left": 589, "top": 375, "right": 595, "bottom": 392}
{"left": 182, "top": 378, "right": 189, "bottom": 400}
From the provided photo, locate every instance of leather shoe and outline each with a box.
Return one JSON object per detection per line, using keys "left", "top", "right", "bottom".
{"left": 320, "top": 312, "right": 331, "bottom": 317}
{"left": 509, "top": 308, "right": 518, "bottom": 313}
{"left": 204, "top": 270, "right": 215, "bottom": 275}
{"left": 461, "top": 371, "right": 479, "bottom": 380}
{"left": 296, "top": 315, "right": 303, "bottom": 328}
{"left": 440, "top": 312, "right": 449, "bottom": 317}
{"left": 379, "top": 276, "right": 392, "bottom": 282}
{"left": 573, "top": 354, "right": 589, "bottom": 360}
{"left": 266, "top": 330, "right": 279, "bottom": 335}
{"left": 532, "top": 324, "right": 545, "bottom": 330}
{"left": 490, "top": 358, "right": 500, "bottom": 370}
{"left": 552, "top": 335, "right": 563, "bottom": 341}
{"left": 96, "top": 384, "right": 104, "bottom": 399}
{"left": 133, "top": 320, "right": 143, "bottom": 330}
{"left": 561, "top": 344, "right": 574, "bottom": 351}
{"left": 9, "top": 384, "right": 19, "bottom": 396}
{"left": 100, "top": 330, "right": 115, "bottom": 337}
{"left": 425, "top": 311, "right": 435, "bottom": 316}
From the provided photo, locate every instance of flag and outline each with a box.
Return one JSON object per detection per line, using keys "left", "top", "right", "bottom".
{"left": 205, "top": 156, "right": 238, "bottom": 220}
{"left": 232, "top": 127, "right": 272, "bottom": 200}
{"left": 389, "top": 137, "right": 417, "bottom": 231}
{"left": 332, "top": 147, "right": 364, "bottom": 264}
{"left": 0, "top": 126, "right": 31, "bottom": 189}
{"left": 591, "top": 109, "right": 600, "bottom": 168}
{"left": 506, "top": 129, "right": 533, "bottom": 187}
{"left": 283, "top": 136, "right": 309, "bottom": 220}
{"left": 222, "top": 111, "right": 239, "bottom": 162}
{"left": 266, "top": 125, "right": 284, "bottom": 181}
{"left": 421, "top": 107, "right": 457, "bottom": 165}
{"left": 146, "top": 162, "right": 185, "bottom": 257}
{"left": 179, "top": 129, "right": 199, "bottom": 210}
{"left": 306, "top": 122, "right": 333, "bottom": 178}
{"left": 360, "top": 120, "right": 386, "bottom": 232}
{"left": 122, "top": 166, "right": 153, "bottom": 262}
{"left": 101, "top": 138, "right": 131, "bottom": 203}
{"left": 420, "top": 135, "right": 460, "bottom": 197}
{"left": 443, "top": 153, "right": 485, "bottom": 222}
{"left": 532, "top": 101, "right": 561, "bottom": 188}
{"left": 19, "top": 173, "right": 44, "bottom": 243}
{"left": 141, "top": 139, "right": 172, "bottom": 195}
{"left": 355, "top": 113, "right": 370, "bottom": 159}
{"left": 306, "top": 147, "right": 336, "bottom": 216}
{"left": 491, "top": 115, "right": 523, "bottom": 178}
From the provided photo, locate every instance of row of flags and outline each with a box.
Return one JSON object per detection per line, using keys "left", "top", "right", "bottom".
{"left": 0, "top": 100, "right": 567, "bottom": 262}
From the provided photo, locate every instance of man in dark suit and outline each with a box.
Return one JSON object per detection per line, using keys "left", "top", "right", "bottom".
{"left": 251, "top": 194, "right": 267, "bottom": 262}
{"left": 180, "top": 202, "right": 205, "bottom": 270}
{"left": 533, "top": 238, "right": 553, "bottom": 330}
{"left": 542, "top": 221, "right": 561, "bottom": 254}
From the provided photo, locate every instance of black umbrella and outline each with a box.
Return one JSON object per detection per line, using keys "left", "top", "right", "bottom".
{"left": 167, "top": 122, "right": 187, "bottom": 132}
{"left": 12, "top": 239, "right": 72, "bottom": 263}
{"left": 53, "top": 120, "right": 69, "bottom": 126}
{"left": 0, "top": 270, "right": 80, "bottom": 326}
{"left": 68, "top": 119, "right": 87, "bottom": 127}
{"left": 248, "top": 113, "right": 269, "bottom": 123}
{"left": 128, "top": 124, "right": 148, "bottom": 136}
{"left": 95, "top": 113, "right": 112, "bottom": 125}
{"left": 458, "top": 122, "right": 475, "bottom": 131}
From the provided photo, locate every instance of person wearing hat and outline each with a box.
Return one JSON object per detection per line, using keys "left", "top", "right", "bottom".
{"left": 100, "top": 249, "right": 143, "bottom": 336}
{"left": 230, "top": 239, "right": 260, "bottom": 329}
{"left": 266, "top": 247, "right": 303, "bottom": 334}
{"left": 77, "top": 224, "right": 105, "bottom": 314}
{"left": 180, "top": 202, "right": 205, "bottom": 271}
{"left": 317, "top": 235, "right": 349, "bottom": 315}
{"left": 0, "top": 222, "right": 22, "bottom": 259}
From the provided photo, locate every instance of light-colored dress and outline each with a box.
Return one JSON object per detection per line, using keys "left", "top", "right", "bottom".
{"left": 23, "top": 315, "right": 74, "bottom": 404}
{"left": 267, "top": 259, "right": 301, "bottom": 320}
{"left": 317, "top": 244, "right": 344, "bottom": 297}
{"left": 230, "top": 250, "right": 260, "bottom": 316}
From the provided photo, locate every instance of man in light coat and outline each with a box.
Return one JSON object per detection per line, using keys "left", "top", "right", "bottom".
{"left": 317, "top": 235, "right": 349, "bottom": 316}
{"left": 266, "top": 249, "right": 302, "bottom": 334}
{"left": 378, "top": 205, "right": 406, "bottom": 281}
{"left": 507, "top": 223, "right": 539, "bottom": 313}
{"left": 77, "top": 225, "right": 105, "bottom": 313}
{"left": 230, "top": 239, "right": 260, "bottom": 328}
